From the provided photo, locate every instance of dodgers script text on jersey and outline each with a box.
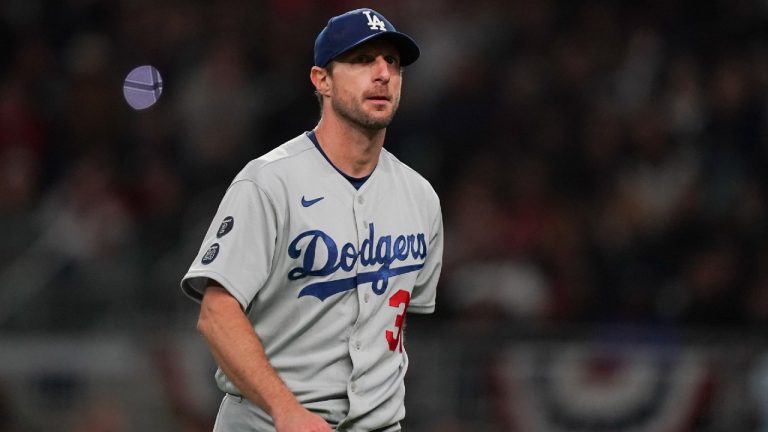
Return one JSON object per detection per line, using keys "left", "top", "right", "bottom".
{"left": 289, "top": 223, "right": 428, "bottom": 301}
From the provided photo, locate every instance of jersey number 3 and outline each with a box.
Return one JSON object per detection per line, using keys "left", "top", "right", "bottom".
{"left": 386, "top": 289, "right": 410, "bottom": 352}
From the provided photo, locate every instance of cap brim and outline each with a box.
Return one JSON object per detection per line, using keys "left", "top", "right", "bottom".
{"left": 329, "top": 31, "right": 420, "bottom": 67}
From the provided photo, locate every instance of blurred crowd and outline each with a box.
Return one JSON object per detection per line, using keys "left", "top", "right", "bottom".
{"left": 428, "top": 0, "right": 768, "bottom": 329}
{"left": 4, "top": 0, "right": 768, "bottom": 331}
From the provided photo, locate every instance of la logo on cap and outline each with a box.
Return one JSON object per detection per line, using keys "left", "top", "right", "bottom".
{"left": 362, "top": 10, "right": 386, "bottom": 31}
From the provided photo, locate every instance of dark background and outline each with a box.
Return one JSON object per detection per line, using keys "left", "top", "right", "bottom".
{"left": 2, "top": 0, "right": 768, "bottom": 430}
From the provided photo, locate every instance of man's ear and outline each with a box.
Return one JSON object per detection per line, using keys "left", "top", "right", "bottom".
{"left": 310, "top": 66, "right": 332, "bottom": 97}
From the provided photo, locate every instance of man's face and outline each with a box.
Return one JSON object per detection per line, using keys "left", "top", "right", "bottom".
{"left": 326, "top": 39, "right": 402, "bottom": 130}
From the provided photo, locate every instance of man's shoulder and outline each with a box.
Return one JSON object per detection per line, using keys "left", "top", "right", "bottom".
{"left": 381, "top": 148, "right": 439, "bottom": 202}
{"left": 234, "top": 133, "right": 315, "bottom": 183}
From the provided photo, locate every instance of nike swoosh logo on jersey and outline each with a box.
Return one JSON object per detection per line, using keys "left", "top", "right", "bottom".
{"left": 301, "top": 195, "right": 324, "bottom": 207}
{"left": 297, "top": 263, "right": 424, "bottom": 301}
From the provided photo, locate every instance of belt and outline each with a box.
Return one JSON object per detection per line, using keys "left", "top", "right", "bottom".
{"left": 225, "top": 394, "right": 399, "bottom": 432}
{"left": 337, "top": 423, "right": 399, "bottom": 432}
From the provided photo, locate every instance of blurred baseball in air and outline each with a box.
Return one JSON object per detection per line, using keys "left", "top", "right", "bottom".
{"left": 123, "top": 65, "right": 163, "bottom": 110}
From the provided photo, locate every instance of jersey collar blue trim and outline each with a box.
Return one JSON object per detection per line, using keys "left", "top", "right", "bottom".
{"left": 306, "top": 130, "right": 371, "bottom": 190}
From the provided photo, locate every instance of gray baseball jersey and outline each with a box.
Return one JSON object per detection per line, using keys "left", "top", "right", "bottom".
{"left": 181, "top": 132, "right": 443, "bottom": 431}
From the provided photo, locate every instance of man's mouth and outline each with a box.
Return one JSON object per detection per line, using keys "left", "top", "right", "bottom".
{"left": 366, "top": 95, "right": 390, "bottom": 101}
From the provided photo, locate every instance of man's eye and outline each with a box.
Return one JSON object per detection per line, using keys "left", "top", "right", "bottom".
{"left": 385, "top": 56, "right": 400, "bottom": 65}
{"left": 355, "top": 55, "right": 373, "bottom": 63}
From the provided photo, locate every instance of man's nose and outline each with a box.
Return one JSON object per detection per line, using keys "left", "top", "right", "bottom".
{"left": 372, "top": 56, "right": 391, "bottom": 83}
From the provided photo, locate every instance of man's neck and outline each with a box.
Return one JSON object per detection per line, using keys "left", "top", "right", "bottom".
{"left": 313, "top": 115, "right": 385, "bottom": 178}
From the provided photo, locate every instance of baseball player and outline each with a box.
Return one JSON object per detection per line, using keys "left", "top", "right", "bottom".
{"left": 180, "top": 8, "right": 443, "bottom": 432}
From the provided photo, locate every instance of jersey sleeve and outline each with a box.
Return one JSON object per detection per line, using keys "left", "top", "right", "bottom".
{"left": 409, "top": 200, "right": 443, "bottom": 314}
{"left": 180, "top": 179, "right": 278, "bottom": 309}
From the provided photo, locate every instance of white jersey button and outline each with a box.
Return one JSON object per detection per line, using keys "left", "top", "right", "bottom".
{"left": 351, "top": 382, "right": 358, "bottom": 393}
{"left": 357, "top": 196, "right": 364, "bottom": 204}
{"left": 355, "top": 340, "right": 361, "bottom": 350}
{"left": 364, "top": 293, "right": 370, "bottom": 303}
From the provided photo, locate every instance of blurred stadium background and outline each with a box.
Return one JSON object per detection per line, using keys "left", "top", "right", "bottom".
{"left": 3, "top": 0, "right": 768, "bottom": 430}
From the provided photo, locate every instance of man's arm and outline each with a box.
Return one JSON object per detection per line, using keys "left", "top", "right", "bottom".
{"left": 197, "top": 282, "right": 331, "bottom": 432}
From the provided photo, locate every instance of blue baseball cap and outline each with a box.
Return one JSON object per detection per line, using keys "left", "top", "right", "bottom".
{"left": 314, "top": 8, "right": 420, "bottom": 67}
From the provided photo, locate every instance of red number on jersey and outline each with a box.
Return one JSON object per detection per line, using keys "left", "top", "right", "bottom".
{"left": 386, "top": 289, "right": 411, "bottom": 352}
